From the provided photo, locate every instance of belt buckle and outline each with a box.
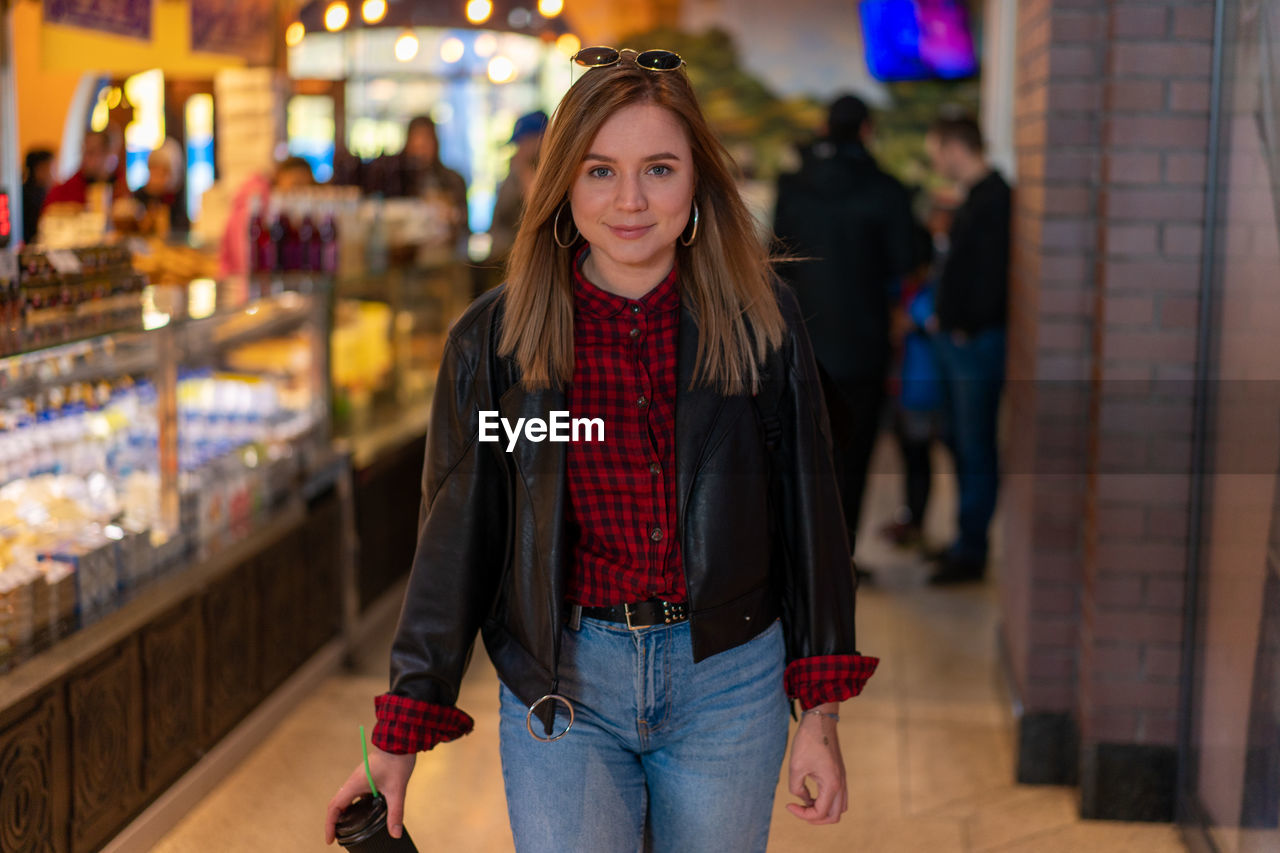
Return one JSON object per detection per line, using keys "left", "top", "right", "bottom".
{"left": 624, "top": 602, "right": 641, "bottom": 631}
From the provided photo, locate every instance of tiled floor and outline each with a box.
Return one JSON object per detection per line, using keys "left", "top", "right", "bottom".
{"left": 150, "top": 442, "right": 1189, "bottom": 852}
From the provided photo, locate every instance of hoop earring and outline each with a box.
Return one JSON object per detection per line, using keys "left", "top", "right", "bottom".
{"left": 679, "top": 200, "right": 700, "bottom": 247}
{"left": 553, "top": 202, "right": 579, "bottom": 249}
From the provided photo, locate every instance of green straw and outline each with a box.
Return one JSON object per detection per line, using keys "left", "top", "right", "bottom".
{"left": 360, "top": 725, "right": 379, "bottom": 799}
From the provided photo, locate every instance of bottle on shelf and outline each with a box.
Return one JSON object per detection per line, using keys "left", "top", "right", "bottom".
{"left": 277, "top": 198, "right": 301, "bottom": 273}
{"left": 247, "top": 197, "right": 266, "bottom": 276}
{"left": 319, "top": 212, "right": 339, "bottom": 275}
{"left": 255, "top": 200, "right": 278, "bottom": 275}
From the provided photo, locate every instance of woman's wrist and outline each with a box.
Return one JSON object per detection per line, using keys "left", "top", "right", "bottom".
{"left": 801, "top": 702, "right": 839, "bottom": 723}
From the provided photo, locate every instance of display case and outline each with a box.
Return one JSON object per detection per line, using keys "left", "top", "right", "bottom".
{"left": 331, "top": 259, "right": 471, "bottom": 450}
{"left": 0, "top": 267, "right": 331, "bottom": 672}
{"left": 331, "top": 256, "right": 472, "bottom": 611}
{"left": 0, "top": 255, "right": 351, "bottom": 852}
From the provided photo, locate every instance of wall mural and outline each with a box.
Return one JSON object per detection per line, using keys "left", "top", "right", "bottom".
{"left": 43, "top": 0, "right": 152, "bottom": 40}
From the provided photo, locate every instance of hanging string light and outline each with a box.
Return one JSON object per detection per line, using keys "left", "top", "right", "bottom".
{"left": 285, "top": 21, "right": 306, "bottom": 47}
{"left": 538, "top": 0, "right": 564, "bottom": 18}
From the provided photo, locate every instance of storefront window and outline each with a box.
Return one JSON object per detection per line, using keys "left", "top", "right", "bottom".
{"left": 122, "top": 69, "right": 165, "bottom": 191}
{"left": 289, "top": 26, "right": 563, "bottom": 234}
{"left": 1186, "top": 2, "right": 1280, "bottom": 850}
{"left": 185, "top": 94, "right": 215, "bottom": 222}
{"left": 288, "top": 94, "right": 337, "bottom": 182}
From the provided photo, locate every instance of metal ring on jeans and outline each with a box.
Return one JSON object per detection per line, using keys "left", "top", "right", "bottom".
{"left": 525, "top": 693, "right": 575, "bottom": 742}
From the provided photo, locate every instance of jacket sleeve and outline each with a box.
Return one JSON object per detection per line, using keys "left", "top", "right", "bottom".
{"left": 378, "top": 332, "right": 508, "bottom": 742}
{"left": 773, "top": 283, "right": 864, "bottom": 664}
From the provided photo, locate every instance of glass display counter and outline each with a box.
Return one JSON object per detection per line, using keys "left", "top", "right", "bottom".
{"left": 0, "top": 262, "right": 350, "bottom": 853}
{"left": 0, "top": 271, "right": 331, "bottom": 671}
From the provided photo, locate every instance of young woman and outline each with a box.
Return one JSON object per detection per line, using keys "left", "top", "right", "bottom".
{"left": 325, "top": 48, "right": 878, "bottom": 852}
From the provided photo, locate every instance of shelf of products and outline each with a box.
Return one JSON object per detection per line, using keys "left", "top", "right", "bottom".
{"left": 0, "top": 258, "right": 331, "bottom": 674}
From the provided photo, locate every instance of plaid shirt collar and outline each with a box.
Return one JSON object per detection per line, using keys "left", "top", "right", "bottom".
{"left": 572, "top": 245, "right": 681, "bottom": 319}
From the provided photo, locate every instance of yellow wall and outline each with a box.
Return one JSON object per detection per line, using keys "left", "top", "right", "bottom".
{"left": 13, "top": 1, "right": 81, "bottom": 159}
{"left": 12, "top": 0, "right": 248, "bottom": 161}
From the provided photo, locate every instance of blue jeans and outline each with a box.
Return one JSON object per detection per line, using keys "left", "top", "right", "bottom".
{"left": 934, "top": 328, "right": 1006, "bottom": 564}
{"left": 498, "top": 617, "right": 789, "bottom": 853}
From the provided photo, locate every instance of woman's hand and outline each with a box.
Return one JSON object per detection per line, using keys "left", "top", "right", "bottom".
{"left": 324, "top": 745, "right": 417, "bottom": 844}
{"left": 785, "top": 704, "right": 847, "bottom": 825}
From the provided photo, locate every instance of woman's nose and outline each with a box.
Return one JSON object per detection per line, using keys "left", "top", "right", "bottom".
{"left": 615, "top": 174, "right": 647, "bottom": 211}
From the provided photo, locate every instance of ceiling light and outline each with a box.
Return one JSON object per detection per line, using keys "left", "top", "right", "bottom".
{"left": 361, "top": 0, "right": 387, "bottom": 24}
{"left": 324, "top": 1, "right": 349, "bottom": 32}
{"left": 488, "top": 55, "right": 516, "bottom": 84}
{"left": 394, "top": 29, "right": 420, "bottom": 61}
{"left": 555, "top": 33, "right": 580, "bottom": 57}
{"left": 466, "top": 0, "right": 493, "bottom": 25}
{"left": 440, "top": 37, "right": 465, "bottom": 63}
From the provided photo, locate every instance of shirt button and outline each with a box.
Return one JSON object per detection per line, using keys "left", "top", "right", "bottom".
{"left": 630, "top": 304, "right": 641, "bottom": 314}
{"left": 649, "top": 526, "right": 664, "bottom": 542}
{"left": 637, "top": 395, "right": 648, "bottom": 407}
{"left": 629, "top": 327, "right": 641, "bottom": 338}
{"left": 648, "top": 462, "right": 661, "bottom": 475}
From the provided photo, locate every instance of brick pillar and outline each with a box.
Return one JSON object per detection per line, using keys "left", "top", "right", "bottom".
{"left": 1005, "top": 0, "right": 1106, "bottom": 788}
{"left": 1005, "top": 0, "right": 1216, "bottom": 821}
{"left": 1079, "top": 1, "right": 1214, "bottom": 821}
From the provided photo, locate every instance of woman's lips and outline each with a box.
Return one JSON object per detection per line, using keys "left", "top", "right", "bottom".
{"left": 608, "top": 224, "right": 654, "bottom": 240}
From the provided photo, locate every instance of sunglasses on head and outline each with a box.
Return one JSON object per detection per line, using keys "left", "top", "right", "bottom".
{"left": 572, "top": 46, "right": 686, "bottom": 72}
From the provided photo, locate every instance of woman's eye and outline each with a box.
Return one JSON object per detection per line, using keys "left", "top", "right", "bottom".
{"left": 588, "top": 166, "right": 612, "bottom": 178}
{"left": 649, "top": 164, "right": 672, "bottom": 176}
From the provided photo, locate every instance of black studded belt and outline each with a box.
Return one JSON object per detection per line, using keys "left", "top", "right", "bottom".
{"left": 571, "top": 599, "right": 689, "bottom": 630}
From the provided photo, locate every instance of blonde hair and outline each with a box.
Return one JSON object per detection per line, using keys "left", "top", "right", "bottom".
{"left": 499, "top": 54, "right": 784, "bottom": 394}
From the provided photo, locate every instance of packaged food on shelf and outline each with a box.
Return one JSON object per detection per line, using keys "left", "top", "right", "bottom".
{"left": 13, "top": 245, "right": 146, "bottom": 353}
{"left": 0, "top": 565, "right": 38, "bottom": 663}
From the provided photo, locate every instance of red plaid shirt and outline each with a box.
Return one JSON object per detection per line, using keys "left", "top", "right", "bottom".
{"left": 565, "top": 251, "right": 685, "bottom": 605}
{"left": 372, "top": 249, "right": 878, "bottom": 754}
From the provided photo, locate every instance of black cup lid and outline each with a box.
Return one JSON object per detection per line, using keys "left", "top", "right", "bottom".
{"left": 335, "top": 794, "right": 387, "bottom": 843}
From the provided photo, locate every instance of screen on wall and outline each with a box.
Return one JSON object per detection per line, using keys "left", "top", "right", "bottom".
{"left": 859, "top": 0, "right": 979, "bottom": 82}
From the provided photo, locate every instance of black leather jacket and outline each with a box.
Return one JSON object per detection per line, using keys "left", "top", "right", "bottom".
{"left": 387, "top": 282, "right": 860, "bottom": 727}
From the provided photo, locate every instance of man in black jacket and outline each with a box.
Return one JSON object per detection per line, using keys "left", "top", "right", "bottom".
{"left": 773, "top": 95, "right": 916, "bottom": 559}
{"left": 923, "top": 114, "right": 1011, "bottom": 584}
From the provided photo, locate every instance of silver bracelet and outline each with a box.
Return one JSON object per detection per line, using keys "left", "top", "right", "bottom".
{"left": 803, "top": 709, "right": 839, "bottom": 722}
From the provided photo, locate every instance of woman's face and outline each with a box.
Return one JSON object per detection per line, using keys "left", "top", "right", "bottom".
{"left": 146, "top": 154, "right": 172, "bottom": 193}
{"left": 570, "top": 103, "right": 695, "bottom": 279}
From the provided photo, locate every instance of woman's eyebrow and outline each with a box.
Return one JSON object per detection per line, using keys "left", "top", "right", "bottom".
{"left": 583, "top": 152, "right": 682, "bottom": 163}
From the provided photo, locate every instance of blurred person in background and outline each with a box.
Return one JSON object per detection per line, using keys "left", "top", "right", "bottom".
{"left": 124, "top": 138, "right": 189, "bottom": 235}
{"left": 366, "top": 115, "right": 470, "bottom": 251}
{"left": 41, "top": 130, "right": 113, "bottom": 211}
{"left": 487, "top": 111, "right": 548, "bottom": 267}
{"left": 922, "top": 114, "right": 1011, "bottom": 585}
{"left": 772, "top": 94, "right": 917, "bottom": 572}
{"left": 881, "top": 217, "right": 942, "bottom": 550}
{"left": 21, "top": 148, "right": 55, "bottom": 244}
{"left": 218, "top": 156, "right": 315, "bottom": 276}
{"left": 330, "top": 139, "right": 365, "bottom": 189}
